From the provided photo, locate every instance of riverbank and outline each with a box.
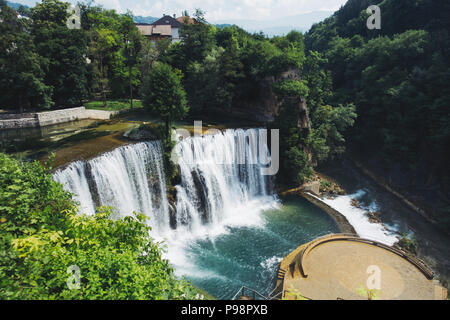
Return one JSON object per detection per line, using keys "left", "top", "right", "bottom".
{"left": 317, "top": 158, "right": 450, "bottom": 289}
{"left": 350, "top": 158, "right": 438, "bottom": 227}
{"left": 278, "top": 184, "right": 356, "bottom": 235}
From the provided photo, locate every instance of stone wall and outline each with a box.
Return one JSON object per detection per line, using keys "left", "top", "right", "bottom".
{"left": 0, "top": 118, "right": 39, "bottom": 129}
{"left": 300, "top": 192, "right": 356, "bottom": 235}
{"left": 0, "top": 107, "right": 123, "bottom": 130}
{"left": 36, "top": 107, "right": 87, "bottom": 127}
{"left": 84, "top": 109, "right": 120, "bottom": 120}
{"left": 0, "top": 112, "right": 36, "bottom": 120}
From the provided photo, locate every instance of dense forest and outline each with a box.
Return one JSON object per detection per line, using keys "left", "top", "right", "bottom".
{"left": 304, "top": 0, "right": 450, "bottom": 229}
{"left": 1, "top": 0, "right": 449, "bottom": 299}
{"left": 0, "top": 0, "right": 355, "bottom": 299}
{"left": 0, "top": 0, "right": 356, "bottom": 187}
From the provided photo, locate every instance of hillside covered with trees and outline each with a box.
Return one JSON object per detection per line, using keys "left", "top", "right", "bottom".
{"left": 0, "top": 0, "right": 357, "bottom": 299}
{"left": 0, "top": 0, "right": 357, "bottom": 187}
{"left": 1, "top": 0, "right": 449, "bottom": 299}
{"left": 304, "top": 0, "right": 450, "bottom": 230}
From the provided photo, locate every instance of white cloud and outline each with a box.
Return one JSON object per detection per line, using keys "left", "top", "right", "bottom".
{"left": 12, "top": 0, "right": 347, "bottom": 21}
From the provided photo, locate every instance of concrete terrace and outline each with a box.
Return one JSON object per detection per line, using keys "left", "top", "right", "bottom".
{"left": 276, "top": 234, "right": 447, "bottom": 300}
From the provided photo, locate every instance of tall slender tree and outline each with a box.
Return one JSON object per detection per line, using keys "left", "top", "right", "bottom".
{"left": 141, "top": 62, "right": 188, "bottom": 138}
{"left": 120, "top": 13, "right": 142, "bottom": 109}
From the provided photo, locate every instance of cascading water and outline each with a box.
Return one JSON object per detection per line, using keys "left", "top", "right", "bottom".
{"left": 53, "top": 129, "right": 276, "bottom": 237}
{"left": 54, "top": 141, "right": 170, "bottom": 234}
{"left": 172, "top": 129, "right": 274, "bottom": 234}
{"left": 53, "top": 128, "right": 339, "bottom": 298}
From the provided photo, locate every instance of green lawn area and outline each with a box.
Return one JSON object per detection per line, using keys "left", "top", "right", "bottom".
{"left": 84, "top": 99, "right": 143, "bottom": 111}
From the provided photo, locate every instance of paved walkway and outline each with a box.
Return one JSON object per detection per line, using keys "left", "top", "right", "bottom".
{"left": 279, "top": 235, "right": 447, "bottom": 300}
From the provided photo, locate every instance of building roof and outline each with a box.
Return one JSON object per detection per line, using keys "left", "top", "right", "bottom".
{"left": 135, "top": 24, "right": 172, "bottom": 37}
{"left": 151, "top": 15, "right": 182, "bottom": 28}
{"left": 152, "top": 25, "right": 172, "bottom": 36}
{"left": 135, "top": 24, "right": 153, "bottom": 36}
{"left": 176, "top": 16, "right": 196, "bottom": 25}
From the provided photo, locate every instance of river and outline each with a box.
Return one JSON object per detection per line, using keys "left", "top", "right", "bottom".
{"left": 2, "top": 118, "right": 448, "bottom": 297}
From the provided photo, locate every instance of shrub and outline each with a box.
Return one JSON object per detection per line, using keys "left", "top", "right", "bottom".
{"left": 284, "top": 147, "right": 314, "bottom": 185}
{"left": 273, "top": 79, "right": 309, "bottom": 98}
{"left": 0, "top": 153, "right": 201, "bottom": 300}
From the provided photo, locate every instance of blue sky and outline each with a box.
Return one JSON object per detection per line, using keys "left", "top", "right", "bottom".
{"left": 13, "top": 0, "right": 347, "bottom": 21}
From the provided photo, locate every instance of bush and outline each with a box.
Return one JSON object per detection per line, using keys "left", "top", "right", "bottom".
{"left": 0, "top": 153, "right": 201, "bottom": 300}
{"left": 397, "top": 233, "right": 418, "bottom": 255}
{"left": 273, "top": 79, "right": 309, "bottom": 98}
{"left": 284, "top": 147, "right": 314, "bottom": 185}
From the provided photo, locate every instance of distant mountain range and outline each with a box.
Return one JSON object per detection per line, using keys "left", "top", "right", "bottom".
{"left": 5, "top": 1, "right": 332, "bottom": 37}
{"left": 133, "top": 15, "right": 158, "bottom": 24}
{"left": 6, "top": 1, "right": 29, "bottom": 10}
{"left": 212, "top": 11, "right": 334, "bottom": 36}
{"left": 132, "top": 11, "right": 333, "bottom": 36}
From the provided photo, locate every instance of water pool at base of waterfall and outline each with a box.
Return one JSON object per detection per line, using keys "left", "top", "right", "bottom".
{"left": 53, "top": 129, "right": 339, "bottom": 300}
{"left": 163, "top": 196, "right": 339, "bottom": 300}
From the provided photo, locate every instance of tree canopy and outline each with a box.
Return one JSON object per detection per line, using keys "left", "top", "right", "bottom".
{"left": 304, "top": 0, "right": 450, "bottom": 227}
{"left": 141, "top": 62, "right": 188, "bottom": 136}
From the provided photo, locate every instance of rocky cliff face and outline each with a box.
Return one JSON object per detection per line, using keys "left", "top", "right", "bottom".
{"left": 221, "top": 67, "right": 311, "bottom": 127}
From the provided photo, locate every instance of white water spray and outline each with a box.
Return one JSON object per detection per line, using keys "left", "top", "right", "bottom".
{"left": 53, "top": 129, "right": 277, "bottom": 239}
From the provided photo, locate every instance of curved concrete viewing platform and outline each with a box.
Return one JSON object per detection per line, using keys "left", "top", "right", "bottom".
{"left": 276, "top": 234, "right": 447, "bottom": 300}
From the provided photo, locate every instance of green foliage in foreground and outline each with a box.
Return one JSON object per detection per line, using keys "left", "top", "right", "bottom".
{"left": 0, "top": 153, "right": 201, "bottom": 300}
{"left": 84, "top": 99, "right": 142, "bottom": 111}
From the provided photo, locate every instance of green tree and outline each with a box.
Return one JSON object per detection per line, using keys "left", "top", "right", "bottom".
{"left": 0, "top": 4, "right": 52, "bottom": 111}
{"left": 217, "top": 30, "right": 245, "bottom": 112}
{"left": 284, "top": 146, "right": 314, "bottom": 185}
{"left": 120, "top": 13, "right": 142, "bottom": 108}
{"left": 303, "top": 0, "right": 450, "bottom": 228}
{"left": 141, "top": 62, "right": 188, "bottom": 137}
{"left": 303, "top": 51, "right": 356, "bottom": 163}
{"left": 308, "top": 104, "right": 357, "bottom": 163}
{"left": 184, "top": 47, "right": 224, "bottom": 114}
{"left": 179, "top": 9, "right": 215, "bottom": 65}
{"left": 89, "top": 28, "right": 119, "bottom": 106}
{"left": 31, "top": 0, "right": 90, "bottom": 107}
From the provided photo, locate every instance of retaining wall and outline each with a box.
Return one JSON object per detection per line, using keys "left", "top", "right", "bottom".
{"left": 0, "top": 107, "right": 123, "bottom": 130}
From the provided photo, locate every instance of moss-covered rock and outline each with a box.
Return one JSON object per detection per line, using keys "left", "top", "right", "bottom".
{"left": 123, "top": 123, "right": 163, "bottom": 141}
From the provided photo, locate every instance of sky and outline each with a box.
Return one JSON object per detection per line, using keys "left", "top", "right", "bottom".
{"left": 12, "top": 0, "right": 347, "bottom": 21}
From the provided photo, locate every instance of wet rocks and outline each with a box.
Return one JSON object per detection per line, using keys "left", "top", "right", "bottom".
{"left": 367, "top": 211, "right": 382, "bottom": 224}
{"left": 124, "top": 123, "right": 161, "bottom": 141}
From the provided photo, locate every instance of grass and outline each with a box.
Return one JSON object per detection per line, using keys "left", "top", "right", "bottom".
{"left": 84, "top": 99, "right": 143, "bottom": 111}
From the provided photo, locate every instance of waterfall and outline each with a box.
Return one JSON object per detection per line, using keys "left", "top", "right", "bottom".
{"left": 53, "top": 129, "right": 276, "bottom": 237}
{"left": 173, "top": 129, "right": 273, "bottom": 232}
{"left": 54, "top": 141, "right": 170, "bottom": 234}
{"left": 53, "top": 161, "right": 96, "bottom": 216}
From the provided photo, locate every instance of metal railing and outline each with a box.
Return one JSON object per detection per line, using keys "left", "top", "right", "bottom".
{"left": 231, "top": 286, "right": 270, "bottom": 300}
